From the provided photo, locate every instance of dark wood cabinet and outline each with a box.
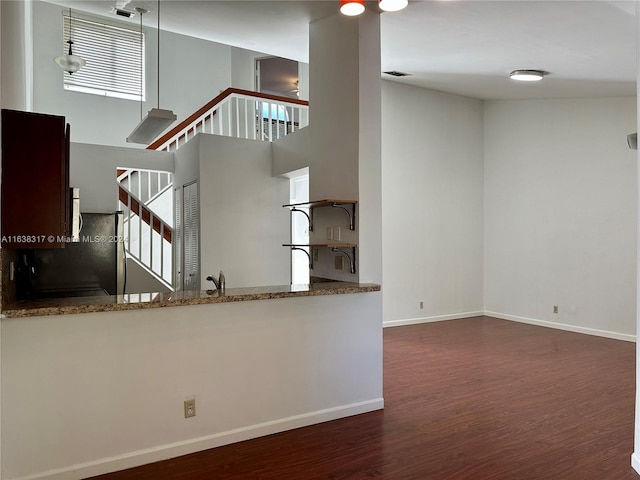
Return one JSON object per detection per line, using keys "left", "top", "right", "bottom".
{"left": 1, "top": 109, "right": 70, "bottom": 248}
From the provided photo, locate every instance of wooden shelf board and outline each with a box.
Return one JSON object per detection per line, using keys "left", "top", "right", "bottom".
{"left": 283, "top": 243, "right": 357, "bottom": 248}
{"left": 283, "top": 199, "right": 358, "bottom": 208}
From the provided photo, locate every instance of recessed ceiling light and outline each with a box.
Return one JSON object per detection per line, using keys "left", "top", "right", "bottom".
{"left": 510, "top": 70, "right": 547, "bottom": 82}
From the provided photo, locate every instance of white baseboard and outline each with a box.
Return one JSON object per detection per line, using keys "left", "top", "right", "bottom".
{"left": 16, "top": 398, "right": 384, "bottom": 480}
{"left": 383, "top": 311, "right": 484, "bottom": 328}
{"left": 631, "top": 452, "right": 640, "bottom": 473}
{"left": 384, "top": 310, "right": 635, "bottom": 342}
{"left": 485, "top": 311, "right": 636, "bottom": 343}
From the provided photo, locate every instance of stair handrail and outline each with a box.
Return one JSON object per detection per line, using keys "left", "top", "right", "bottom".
{"left": 118, "top": 184, "right": 173, "bottom": 243}
{"left": 146, "top": 87, "right": 309, "bottom": 151}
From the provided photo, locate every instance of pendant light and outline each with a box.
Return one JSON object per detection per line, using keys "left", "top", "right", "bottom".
{"left": 127, "top": 0, "right": 177, "bottom": 144}
{"left": 340, "top": 0, "right": 365, "bottom": 16}
{"left": 54, "top": 8, "right": 86, "bottom": 74}
{"left": 378, "top": 0, "right": 408, "bottom": 12}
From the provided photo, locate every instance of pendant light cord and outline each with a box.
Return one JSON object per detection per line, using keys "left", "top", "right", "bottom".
{"left": 68, "top": 8, "right": 72, "bottom": 43}
{"left": 68, "top": 7, "right": 75, "bottom": 54}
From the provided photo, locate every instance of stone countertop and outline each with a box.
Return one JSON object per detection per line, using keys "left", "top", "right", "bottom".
{"left": 1, "top": 282, "right": 381, "bottom": 318}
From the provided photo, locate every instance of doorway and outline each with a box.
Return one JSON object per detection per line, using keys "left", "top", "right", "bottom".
{"left": 289, "top": 170, "right": 309, "bottom": 284}
{"left": 256, "top": 56, "right": 299, "bottom": 99}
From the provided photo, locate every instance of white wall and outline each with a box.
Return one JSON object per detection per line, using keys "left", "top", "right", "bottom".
{"left": 308, "top": 14, "right": 360, "bottom": 203}
{"left": 307, "top": 12, "right": 382, "bottom": 284}
{"left": 1, "top": 0, "right": 30, "bottom": 111}
{"left": 198, "top": 134, "right": 290, "bottom": 288}
{"left": 230, "top": 47, "right": 309, "bottom": 101}
{"left": 381, "top": 81, "right": 485, "bottom": 326}
{"left": 32, "top": 1, "right": 232, "bottom": 148}
{"left": 125, "top": 258, "right": 171, "bottom": 294}
{"left": 271, "top": 127, "right": 310, "bottom": 177}
{"left": 484, "top": 97, "right": 637, "bottom": 339}
{"left": 70, "top": 143, "right": 173, "bottom": 213}
{"left": 1, "top": 293, "right": 383, "bottom": 480}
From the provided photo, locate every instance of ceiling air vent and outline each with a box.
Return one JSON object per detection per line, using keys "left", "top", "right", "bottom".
{"left": 384, "top": 71, "right": 411, "bottom": 77}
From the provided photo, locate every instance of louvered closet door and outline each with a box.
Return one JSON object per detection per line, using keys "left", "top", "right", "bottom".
{"left": 174, "top": 186, "right": 183, "bottom": 290}
{"left": 182, "top": 181, "right": 200, "bottom": 291}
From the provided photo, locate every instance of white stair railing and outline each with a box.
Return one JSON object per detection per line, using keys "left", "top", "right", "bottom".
{"left": 117, "top": 169, "right": 172, "bottom": 205}
{"left": 118, "top": 176, "right": 173, "bottom": 289}
{"left": 147, "top": 88, "right": 309, "bottom": 152}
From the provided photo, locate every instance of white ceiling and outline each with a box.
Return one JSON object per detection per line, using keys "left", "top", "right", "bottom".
{"left": 46, "top": 0, "right": 638, "bottom": 100}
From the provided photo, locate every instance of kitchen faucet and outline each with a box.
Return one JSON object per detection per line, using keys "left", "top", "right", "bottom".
{"left": 206, "top": 271, "right": 225, "bottom": 293}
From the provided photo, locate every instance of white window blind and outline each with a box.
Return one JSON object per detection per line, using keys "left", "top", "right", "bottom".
{"left": 62, "top": 15, "right": 145, "bottom": 101}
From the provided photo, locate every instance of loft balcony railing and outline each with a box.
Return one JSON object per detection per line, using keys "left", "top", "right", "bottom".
{"left": 147, "top": 87, "right": 309, "bottom": 152}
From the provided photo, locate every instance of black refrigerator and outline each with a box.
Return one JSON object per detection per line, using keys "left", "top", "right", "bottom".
{"left": 17, "top": 212, "right": 126, "bottom": 299}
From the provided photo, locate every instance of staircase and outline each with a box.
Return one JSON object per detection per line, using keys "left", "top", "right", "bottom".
{"left": 117, "top": 168, "right": 173, "bottom": 289}
{"left": 120, "top": 88, "right": 309, "bottom": 292}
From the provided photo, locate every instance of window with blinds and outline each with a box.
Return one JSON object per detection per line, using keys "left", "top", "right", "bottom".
{"left": 62, "top": 15, "right": 145, "bottom": 101}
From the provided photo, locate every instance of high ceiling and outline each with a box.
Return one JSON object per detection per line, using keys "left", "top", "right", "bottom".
{"left": 46, "top": 0, "right": 638, "bottom": 100}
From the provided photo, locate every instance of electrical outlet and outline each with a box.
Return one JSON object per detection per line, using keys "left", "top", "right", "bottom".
{"left": 184, "top": 399, "right": 196, "bottom": 418}
{"left": 419, "top": 301, "right": 424, "bottom": 310}
{"left": 326, "top": 227, "right": 333, "bottom": 241}
{"left": 334, "top": 255, "right": 343, "bottom": 270}
{"left": 553, "top": 305, "right": 558, "bottom": 314}
{"left": 333, "top": 226, "right": 341, "bottom": 241}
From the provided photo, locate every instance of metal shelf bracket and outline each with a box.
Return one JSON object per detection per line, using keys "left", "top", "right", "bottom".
{"left": 331, "top": 202, "right": 356, "bottom": 230}
{"left": 291, "top": 246, "right": 313, "bottom": 270}
{"left": 290, "top": 207, "right": 312, "bottom": 231}
{"left": 331, "top": 246, "right": 356, "bottom": 274}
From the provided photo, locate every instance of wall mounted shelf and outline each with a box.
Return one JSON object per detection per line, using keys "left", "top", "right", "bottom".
{"left": 283, "top": 243, "right": 357, "bottom": 274}
{"left": 283, "top": 199, "right": 357, "bottom": 231}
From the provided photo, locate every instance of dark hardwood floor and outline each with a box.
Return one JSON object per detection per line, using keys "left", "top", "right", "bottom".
{"left": 87, "top": 316, "right": 638, "bottom": 480}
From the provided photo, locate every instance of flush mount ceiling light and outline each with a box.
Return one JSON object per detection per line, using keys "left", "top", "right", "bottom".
{"left": 54, "top": 8, "right": 86, "bottom": 74}
{"left": 509, "top": 69, "right": 547, "bottom": 82}
{"left": 127, "top": 2, "right": 177, "bottom": 144}
{"left": 340, "top": 0, "right": 408, "bottom": 15}
{"left": 340, "top": 0, "right": 365, "bottom": 16}
{"left": 379, "top": 0, "right": 408, "bottom": 12}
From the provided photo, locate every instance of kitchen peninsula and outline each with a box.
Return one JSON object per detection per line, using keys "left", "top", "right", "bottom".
{"left": 2, "top": 277, "right": 383, "bottom": 480}
{"left": 1, "top": 281, "right": 380, "bottom": 318}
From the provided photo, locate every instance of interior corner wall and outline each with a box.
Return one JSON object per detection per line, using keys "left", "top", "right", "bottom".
{"left": 356, "top": 12, "right": 382, "bottom": 285}
{"left": 484, "top": 97, "right": 637, "bottom": 338}
{"left": 31, "top": 0, "right": 232, "bottom": 148}
{"left": 381, "top": 81, "right": 485, "bottom": 326}
{"left": 230, "top": 47, "right": 263, "bottom": 91}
